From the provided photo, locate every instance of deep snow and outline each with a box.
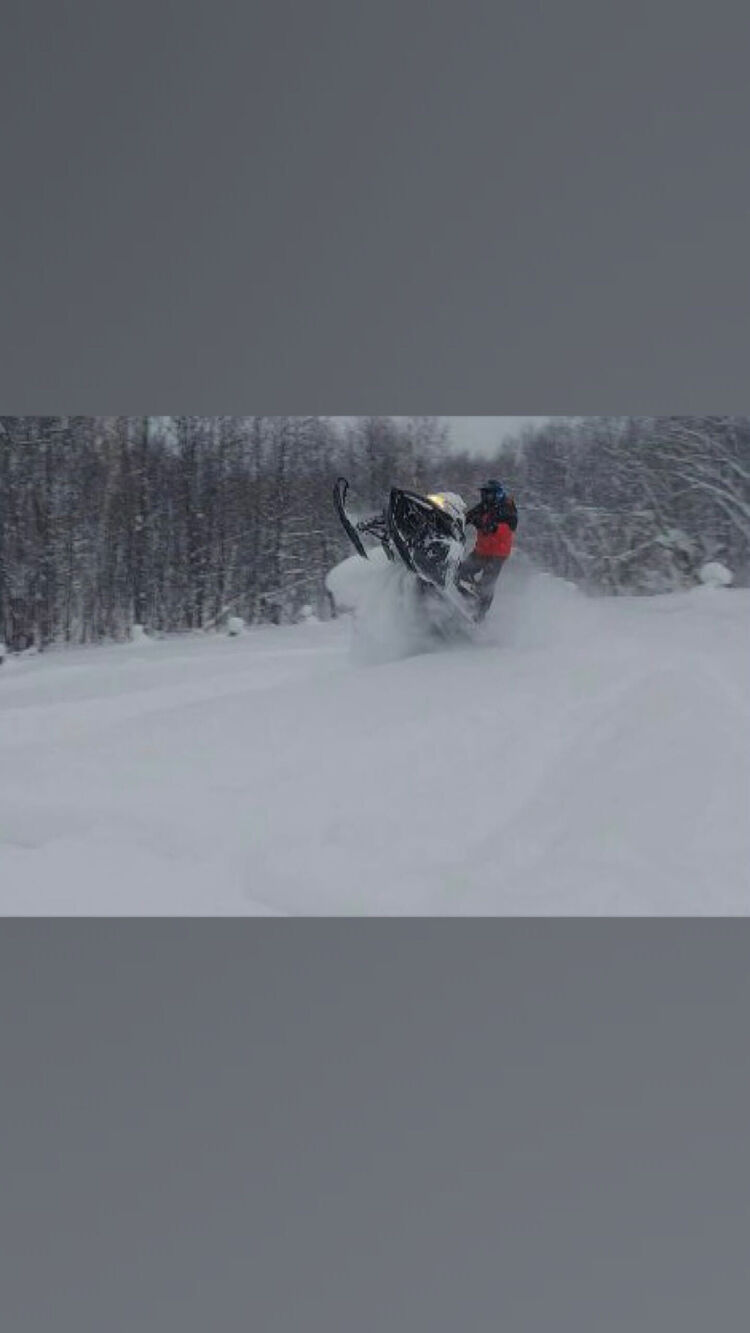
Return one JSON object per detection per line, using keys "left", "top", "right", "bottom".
{"left": 1, "top": 557, "right": 748, "bottom": 913}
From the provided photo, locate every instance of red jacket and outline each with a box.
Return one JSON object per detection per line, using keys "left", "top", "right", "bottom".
{"left": 474, "top": 523, "right": 514, "bottom": 559}
{"left": 466, "top": 498, "right": 517, "bottom": 559}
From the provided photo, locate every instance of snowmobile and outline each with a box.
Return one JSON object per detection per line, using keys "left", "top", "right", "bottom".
{"left": 332, "top": 477, "right": 488, "bottom": 625}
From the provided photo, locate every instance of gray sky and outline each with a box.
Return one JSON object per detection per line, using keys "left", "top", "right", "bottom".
{"left": 443, "top": 417, "right": 549, "bottom": 455}
{"left": 331, "top": 416, "right": 551, "bottom": 456}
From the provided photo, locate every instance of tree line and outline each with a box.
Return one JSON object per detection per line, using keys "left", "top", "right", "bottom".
{"left": 1, "top": 414, "right": 747, "bottom": 650}
{"left": 434, "top": 415, "right": 750, "bottom": 594}
{"left": 0, "top": 415, "right": 446, "bottom": 649}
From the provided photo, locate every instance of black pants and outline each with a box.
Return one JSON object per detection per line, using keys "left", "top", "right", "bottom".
{"left": 458, "top": 552, "right": 506, "bottom": 613}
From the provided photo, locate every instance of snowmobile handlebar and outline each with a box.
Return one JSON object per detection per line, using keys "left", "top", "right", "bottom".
{"left": 356, "top": 514, "right": 388, "bottom": 538}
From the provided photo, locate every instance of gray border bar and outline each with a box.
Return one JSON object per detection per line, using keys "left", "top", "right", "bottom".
{"left": 2, "top": 921, "right": 750, "bottom": 1331}
{"left": 2, "top": 3, "right": 749, "bottom": 410}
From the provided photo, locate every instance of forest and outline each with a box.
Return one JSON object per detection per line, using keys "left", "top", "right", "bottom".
{"left": 1, "top": 415, "right": 748, "bottom": 650}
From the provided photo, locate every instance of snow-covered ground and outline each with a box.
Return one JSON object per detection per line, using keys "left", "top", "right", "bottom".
{"left": 1, "top": 557, "right": 748, "bottom": 914}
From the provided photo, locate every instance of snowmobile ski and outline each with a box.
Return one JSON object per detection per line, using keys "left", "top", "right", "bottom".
{"left": 333, "top": 477, "right": 369, "bottom": 559}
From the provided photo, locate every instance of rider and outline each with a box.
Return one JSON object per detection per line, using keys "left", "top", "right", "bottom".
{"left": 459, "top": 480, "right": 518, "bottom": 614}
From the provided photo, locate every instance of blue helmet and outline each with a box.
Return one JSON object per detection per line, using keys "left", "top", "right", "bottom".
{"left": 481, "top": 479, "right": 506, "bottom": 502}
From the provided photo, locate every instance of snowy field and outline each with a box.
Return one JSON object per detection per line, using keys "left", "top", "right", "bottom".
{"left": 1, "top": 557, "right": 748, "bottom": 914}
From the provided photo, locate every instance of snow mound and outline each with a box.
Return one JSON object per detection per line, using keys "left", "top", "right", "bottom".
{"left": 699, "top": 561, "right": 733, "bottom": 588}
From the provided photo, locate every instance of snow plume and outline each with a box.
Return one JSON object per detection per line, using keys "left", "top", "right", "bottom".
{"left": 477, "top": 553, "right": 591, "bottom": 653}
{"left": 326, "top": 551, "right": 454, "bottom": 663}
{"left": 325, "top": 548, "right": 587, "bottom": 663}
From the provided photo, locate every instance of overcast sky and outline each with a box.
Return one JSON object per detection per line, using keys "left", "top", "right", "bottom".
{"left": 330, "top": 416, "right": 551, "bottom": 456}
{"left": 443, "top": 417, "right": 549, "bottom": 455}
